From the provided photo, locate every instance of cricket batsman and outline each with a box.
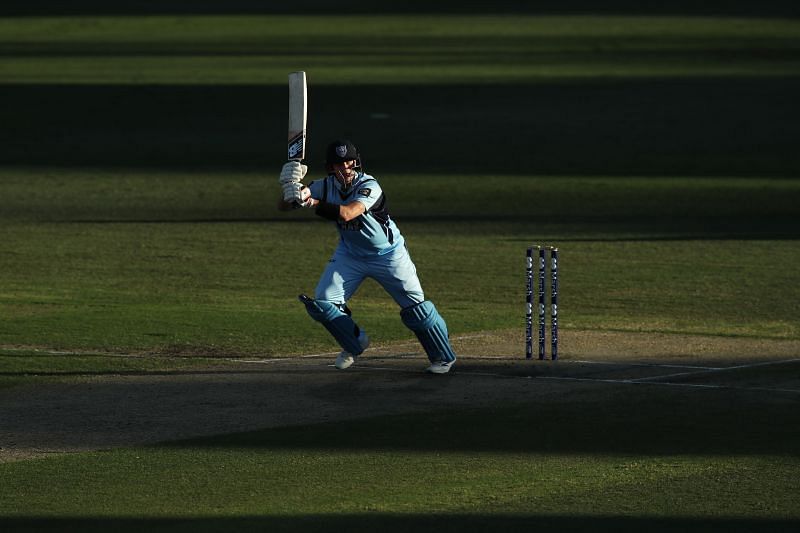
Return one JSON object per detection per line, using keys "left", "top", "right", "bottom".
{"left": 277, "top": 139, "right": 457, "bottom": 374}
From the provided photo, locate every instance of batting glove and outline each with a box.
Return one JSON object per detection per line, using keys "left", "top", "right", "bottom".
{"left": 282, "top": 182, "right": 314, "bottom": 208}
{"left": 297, "top": 185, "right": 314, "bottom": 208}
{"left": 279, "top": 161, "right": 307, "bottom": 185}
{"left": 282, "top": 181, "right": 301, "bottom": 202}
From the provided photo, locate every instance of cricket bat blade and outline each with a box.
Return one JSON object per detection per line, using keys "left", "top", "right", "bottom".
{"left": 287, "top": 71, "right": 307, "bottom": 161}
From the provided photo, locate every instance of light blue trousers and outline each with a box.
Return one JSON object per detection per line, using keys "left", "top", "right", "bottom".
{"left": 315, "top": 244, "right": 424, "bottom": 308}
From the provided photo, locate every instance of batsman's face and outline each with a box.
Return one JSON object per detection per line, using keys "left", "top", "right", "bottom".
{"left": 332, "top": 160, "right": 357, "bottom": 186}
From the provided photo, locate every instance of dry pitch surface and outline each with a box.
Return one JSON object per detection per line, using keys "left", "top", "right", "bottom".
{"left": 2, "top": 330, "right": 799, "bottom": 463}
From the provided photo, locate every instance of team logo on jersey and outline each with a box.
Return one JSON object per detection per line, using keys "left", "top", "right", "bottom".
{"left": 357, "top": 188, "right": 372, "bottom": 197}
{"left": 335, "top": 145, "right": 348, "bottom": 158}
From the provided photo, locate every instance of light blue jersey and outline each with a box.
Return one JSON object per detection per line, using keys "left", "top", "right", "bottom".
{"left": 307, "top": 171, "right": 422, "bottom": 308}
{"left": 308, "top": 172, "right": 404, "bottom": 257}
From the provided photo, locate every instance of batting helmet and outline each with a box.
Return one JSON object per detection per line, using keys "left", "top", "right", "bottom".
{"left": 325, "top": 139, "right": 362, "bottom": 169}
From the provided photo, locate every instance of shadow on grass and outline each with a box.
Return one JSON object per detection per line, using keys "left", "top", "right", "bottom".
{"left": 1, "top": 515, "right": 799, "bottom": 533}
{"left": 47, "top": 214, "right": 800, "bottom": 241}
{"left": 2, "top": 79, "right": 799, "bottom": 176}
{"left": 2, "top": 0, "right": 799, "bottom": 17}
{"left": 166, "top": 384, "right": 800, "bottom": 457}
{"left": 1, "top": 361, "right": 797, "bottom": 457}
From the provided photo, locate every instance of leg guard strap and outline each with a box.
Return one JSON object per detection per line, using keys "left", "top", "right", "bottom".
{"left": 299, "top": 294, "right": 365, "bottom": 355}
{"left": 400, "top": 301, "right": 456, "bottom": 364}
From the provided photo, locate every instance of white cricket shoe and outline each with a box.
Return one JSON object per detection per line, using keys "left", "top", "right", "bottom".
{"left": 334, "top": 331, "right": 370, "bottom": 370}
{"left": 334, "top": 352, "right": 356, "bottom": 370}
{"left": 425, "top": 360, "right": 455, "bottom": 374}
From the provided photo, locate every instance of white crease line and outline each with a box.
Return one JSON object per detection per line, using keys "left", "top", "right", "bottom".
{"left": 233, "top": 333, "right": 491, "bottom": 364}
{"left": 539, "top": 375, "right": 800, "bottom": 394}
{"left": 234, "top": 352, "right": 332, "bottom": 364}
{"left": 347, "top": 362, "right": 800, "bottom": 394}
{"left": 347, "top": 366, "right": 800, "bottom": 393}
{"left": 564, "top": 359, "right": 723, "bottom": 370}
{"left": 1, "top": 349, "right": 147, "bottom": 358}
{"left": 724, "top": 357, "right": 800, "bottom": 371}
{"left": 631, "top": 358, "right": 800, "bottom": 382}
{"left": 212, "top": 357, "right": 800, "bottom": 394}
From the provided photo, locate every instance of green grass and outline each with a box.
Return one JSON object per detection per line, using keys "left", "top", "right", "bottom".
{"left": 4, "top": 451, "right": 793, "bottom": 517}
{"left": 0, "top": 350, "right": 226, "bottom": 391}
{"left": 2, "top": 169, "right": 799, "bottom": 356}
{"left": 0, "top": 349, "right": 226, "bottom": 374}
{"left": 1, "top": 8, "right": 799, "bottom": 531}
{"left": 1, "top": 388, "right": 798, "bottom": 530}
{"left": 1, "top": 15, "right": 798, "bottom": 84}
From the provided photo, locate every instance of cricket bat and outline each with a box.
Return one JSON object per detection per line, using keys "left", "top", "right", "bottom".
{"left": 287, "top": 71, "right": 307, "bottom": 162}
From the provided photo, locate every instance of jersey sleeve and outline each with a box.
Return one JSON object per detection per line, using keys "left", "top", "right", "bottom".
{"left": 353, "top": 180, "right": 382, "bottom": 211}
{"left": 307, "top": 179, "right": 324, "bottom": 200}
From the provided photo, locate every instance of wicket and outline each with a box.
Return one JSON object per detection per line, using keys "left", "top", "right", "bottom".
{"left": 526, "top": 245, "right": 558, "bottom": 360}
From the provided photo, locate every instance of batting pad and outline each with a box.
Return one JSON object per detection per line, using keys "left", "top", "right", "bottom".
{"left": 299, "top": 295, "right": 365, "bottom": 355}
{"left": 400, "top": 301, "right": 457, "bottom": 364}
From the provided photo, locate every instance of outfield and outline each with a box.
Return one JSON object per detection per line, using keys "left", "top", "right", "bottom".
{"left": 1, "top": 4, "right": 799, "bottom": 532}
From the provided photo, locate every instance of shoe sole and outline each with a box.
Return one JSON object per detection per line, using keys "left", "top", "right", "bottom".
{"left": 425, "top": 363, "right": 453, "bottom": 374}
